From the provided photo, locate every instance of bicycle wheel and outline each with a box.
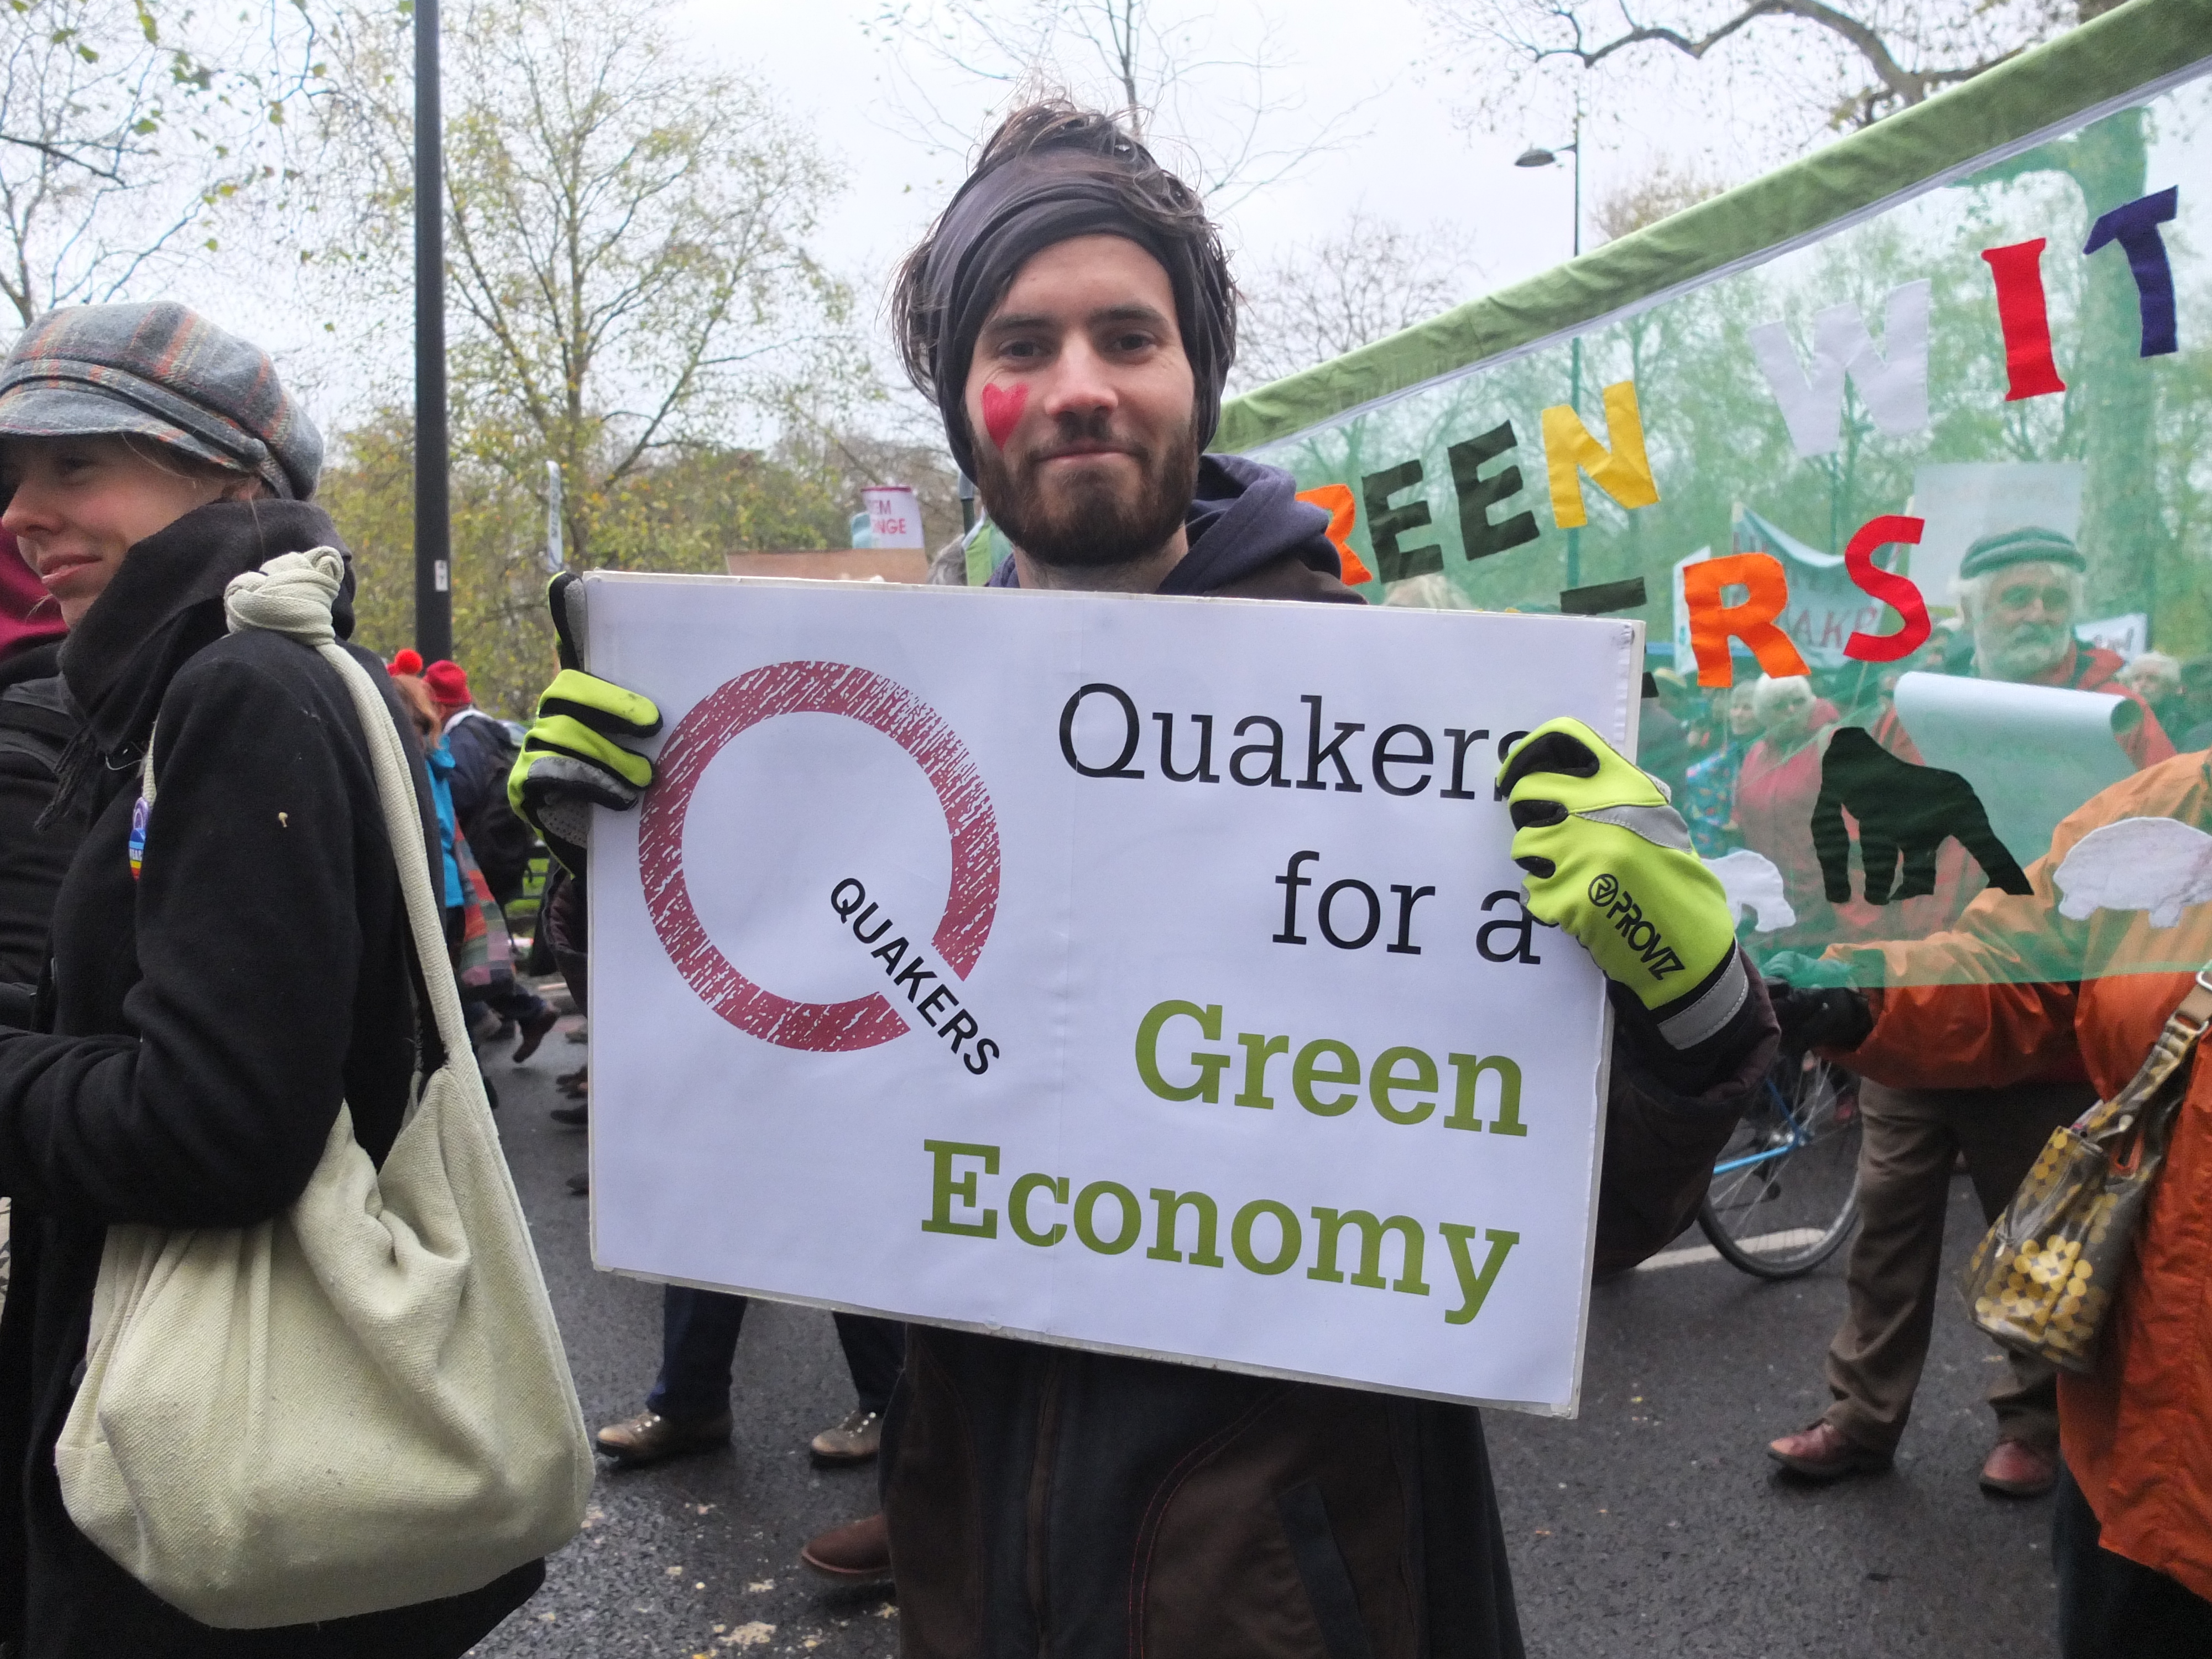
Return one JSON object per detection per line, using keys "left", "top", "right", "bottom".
{"left": 1696, "top": 1052, "right": 1862, "bottom": 1278}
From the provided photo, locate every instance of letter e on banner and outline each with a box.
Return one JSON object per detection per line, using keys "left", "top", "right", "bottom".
{"left": 1841, "top": 515, "right": 1931, "bottom": 663}
{"left": 1681, "top": 553, "right": 1809, "bottom": 688}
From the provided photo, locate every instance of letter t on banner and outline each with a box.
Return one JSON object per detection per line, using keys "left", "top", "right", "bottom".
{"left": 2083, "top": 186, "right": 2180, "bottom": 358}
{"left": 1840, "top": 515, "right": 1931, "bottom": 662}
{"left": 1980, "top": 240, "right": 2068, "bottom": 400}
{"left": 1681, "top": 552, "right": 1809, "bottom": 688}
{"left": 1541, "top": 380, "right": 1660, "bottom": 529}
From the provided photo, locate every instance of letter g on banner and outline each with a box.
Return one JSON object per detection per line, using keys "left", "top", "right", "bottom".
{"left": 638, "top": 661, "right": 1001, "bottom": 1051}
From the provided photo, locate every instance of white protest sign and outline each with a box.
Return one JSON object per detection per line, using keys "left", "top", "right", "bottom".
{"left": 586, "top": 574, "right": 1641, "bottom": 1415}
{"left": 862, "top": 484, "right": 925, "bottom": 549}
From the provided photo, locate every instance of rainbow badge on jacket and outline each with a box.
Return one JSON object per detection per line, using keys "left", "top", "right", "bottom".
{"left": 128, "top": 795, "right": 148, "bottom": 881}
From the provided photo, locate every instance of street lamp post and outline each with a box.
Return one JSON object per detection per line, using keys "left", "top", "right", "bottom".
{"left": 1516, "top": 111, "right": 1585, "bottom": 589}
{"left": 414, "top": 0, "right": 452, "bottom": 663}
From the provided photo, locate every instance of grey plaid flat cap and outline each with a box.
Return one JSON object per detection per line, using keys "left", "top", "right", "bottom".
{"left": 0, "top": 301, "right": 320, "bottom": 499}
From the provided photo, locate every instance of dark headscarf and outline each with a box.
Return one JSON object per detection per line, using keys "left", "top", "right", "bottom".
{"left": 911, "top": 132, "right": 1234, "bottom": 482}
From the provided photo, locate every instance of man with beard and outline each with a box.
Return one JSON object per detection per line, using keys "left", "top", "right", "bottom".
{"left": 1956, "top": 528, "right": 2171, "bottom": 763}
{"left": 509, "top": 101, "right": 1778, "bottom": 1657}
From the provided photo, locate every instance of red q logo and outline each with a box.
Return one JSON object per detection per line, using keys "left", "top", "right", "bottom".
{"left": 638, "top": 661, "right": 1001, "bottom": 1051}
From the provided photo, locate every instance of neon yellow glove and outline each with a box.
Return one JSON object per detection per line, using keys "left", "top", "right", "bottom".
{"left": 507, "top": 573, "right": 661, "bottom": 873}
{"left": 1498, "top": 717, "right": 1746, "bottom": 1048}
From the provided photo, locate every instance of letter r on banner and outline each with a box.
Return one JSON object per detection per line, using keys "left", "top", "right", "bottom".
{"left": 1541, "top": 380, "right": 1660, "bottom": 530}
{"left": 1296, "top": 483, "right": 1372, "bottom": 583}
{"left": 1681, "top": 553, "right": 1809, "bottom": 688}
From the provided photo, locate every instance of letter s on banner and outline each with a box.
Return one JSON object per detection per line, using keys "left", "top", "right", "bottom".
{"left": 1841, "top": 515, "right": 1931, "bottom": 663}
{"left": 1680, "top": 552, "right": 1810, "bottom": 688}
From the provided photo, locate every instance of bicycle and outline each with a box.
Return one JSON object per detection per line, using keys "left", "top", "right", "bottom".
{"left": 1695, "top": 1048, "right": 1863, "bottom": 1278}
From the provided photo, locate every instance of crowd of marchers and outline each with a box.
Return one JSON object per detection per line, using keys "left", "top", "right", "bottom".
{"left": 0, "top": 95, "right": 2195, "bottom": 1659}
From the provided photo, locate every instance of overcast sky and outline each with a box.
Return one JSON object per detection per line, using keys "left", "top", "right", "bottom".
{"left": 234, "top": 0, "right": 1833, "bottom": 437}
{"left": 676, "top": 0, "right": 1613, "bottom": 328}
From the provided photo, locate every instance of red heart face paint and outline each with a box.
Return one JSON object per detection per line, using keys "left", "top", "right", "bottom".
{"left": 980, "top": 382, "right": 1027, "bottom": 450}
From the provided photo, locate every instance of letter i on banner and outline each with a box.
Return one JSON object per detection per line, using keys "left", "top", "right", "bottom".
{"left": 1681, "top": 552, "right": 1809, "bottom": 689}
{"left": 1980, "top": 240, "right": 2067, "bottom": 400}
{"left": 1541, "top": 380, "right": 1660, "bottom": 529}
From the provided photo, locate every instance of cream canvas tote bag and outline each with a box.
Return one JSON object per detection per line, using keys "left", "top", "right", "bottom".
{"left": 54, "top": 550, "right": 593, "bottom": 1629}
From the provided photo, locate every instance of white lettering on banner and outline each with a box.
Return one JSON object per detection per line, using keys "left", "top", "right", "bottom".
{"left": 586, "top": 575, "right": 1638, "bottom": 1416}
{"left": 1749, "top": 279, "right": 1932, "bottom": 457}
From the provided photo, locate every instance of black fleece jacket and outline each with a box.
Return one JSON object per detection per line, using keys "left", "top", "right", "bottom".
{"left": 0, "top": 502, "right": 539, "bottom": 1657}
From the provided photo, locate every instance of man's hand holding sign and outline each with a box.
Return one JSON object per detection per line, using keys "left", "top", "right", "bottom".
{"left": 512, "top": 97, "right": 1775, "bottom": 1658}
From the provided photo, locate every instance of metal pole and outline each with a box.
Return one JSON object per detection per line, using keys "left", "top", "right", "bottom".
{"left": 1564, "top": 108, "right": 1583, "bottom": 593}
{"left": 413, "top": 0, "right": 453, "bottom": 663}
{"left": 545, "top": 460, "right": 566, "bottom": 571}
{"left": 957, "top": 471, "right": 975, "bottom": 535}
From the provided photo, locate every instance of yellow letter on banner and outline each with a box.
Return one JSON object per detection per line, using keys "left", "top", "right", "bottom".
{"left": 1541, "top": 380, "right": 1661, "bottom": 529}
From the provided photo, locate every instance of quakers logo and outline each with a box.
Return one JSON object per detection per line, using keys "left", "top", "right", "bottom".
{"left": 637, "top": 661, "right": 1002, "bottom": 1052}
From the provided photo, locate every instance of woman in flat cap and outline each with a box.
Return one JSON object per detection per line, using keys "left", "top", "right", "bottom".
{"left": 0, "top": 302, "right": 547, "bottom": 1656}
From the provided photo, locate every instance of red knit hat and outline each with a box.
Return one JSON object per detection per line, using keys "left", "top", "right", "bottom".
{"left": 389, "top": 647, "right": 423, "bottom": 676}
{"left": 424, "top": 659, "right": 471, "bottom": 708}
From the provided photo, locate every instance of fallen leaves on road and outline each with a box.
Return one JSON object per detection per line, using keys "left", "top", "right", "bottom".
{"left": 722, "top": 1622, "right": 776, "bottom": 1647}
{"left": 747, "top": 1579, "right": 774, "bottom": 1592}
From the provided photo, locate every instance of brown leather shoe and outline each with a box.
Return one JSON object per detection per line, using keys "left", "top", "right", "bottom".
{"left": 1767, "top": 1421, "right": 1892, "bottom": 1480}
{"left": 810, "top": 1408, "right": 882, "bottom": 1467}
{"left": 801, "top": 1511, "right": 891, "bottom": 1580}
{"left": 1980, "top": 1437, "right": 2058, "bottom": 1498}
{"left": 594, "top": 1407, "right": 732, "bottom": 1465}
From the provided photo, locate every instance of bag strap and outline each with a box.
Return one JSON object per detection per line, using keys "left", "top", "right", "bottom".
{"left": 133, "top": 550, "right": 477, "bottom": 1073}
{"left": 2074, "top": 966, "right": 2212, "bottom": 1141}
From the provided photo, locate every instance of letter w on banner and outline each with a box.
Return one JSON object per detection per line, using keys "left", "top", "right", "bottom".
{"left": 1749, "top": 280, "right": 1932, "bottom": 457}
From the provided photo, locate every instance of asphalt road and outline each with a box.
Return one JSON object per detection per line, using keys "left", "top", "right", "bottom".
{"left": 470, "top": 1022, "right": 2056, "bottom": 1659}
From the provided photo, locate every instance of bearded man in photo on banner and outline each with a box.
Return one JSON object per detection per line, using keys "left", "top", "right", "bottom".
{"left": 508, "top": 102, "right": 1778, "bottom": 1658}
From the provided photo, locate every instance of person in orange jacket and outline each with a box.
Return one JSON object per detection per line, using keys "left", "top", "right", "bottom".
{"left": 1773, "top": 749, "right": 2212, "bottom": 1656}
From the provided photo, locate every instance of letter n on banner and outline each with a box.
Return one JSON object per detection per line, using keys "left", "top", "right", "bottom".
{"left": 1541, "top": 380, "right": 1660, "bottom": 530}
{"left": 1682, "top": 552, "right": 1809, "bottom": 688}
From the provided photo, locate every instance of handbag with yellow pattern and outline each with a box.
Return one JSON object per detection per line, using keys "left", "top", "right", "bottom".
{"left": 1958, "top": 968, "right": 2212, "bottom": 1374}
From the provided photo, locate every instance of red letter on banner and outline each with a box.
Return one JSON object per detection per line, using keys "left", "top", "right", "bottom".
{"left": 1682, "top": 553, "right": 1810, "bottom": 688}
{"left": 1296, "top": 483, "right": 1373, "bottom": 584}
{"left": 1980, "top": 240, "right": 2067, "bottom": 400}
{"left": 1841, "top": 514, "right": 1931, "bottom": 662}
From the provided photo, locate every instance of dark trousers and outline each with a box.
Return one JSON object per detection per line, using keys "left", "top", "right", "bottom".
{"left": 2056, "top": 1463, "right": 2212, "bottom": 1657}
{"left": 647, "top": 1285, "right": 906, "bottom": 1423}
{"left": 1822, "top": 1077, "right": 2089, "bottom": 1453}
